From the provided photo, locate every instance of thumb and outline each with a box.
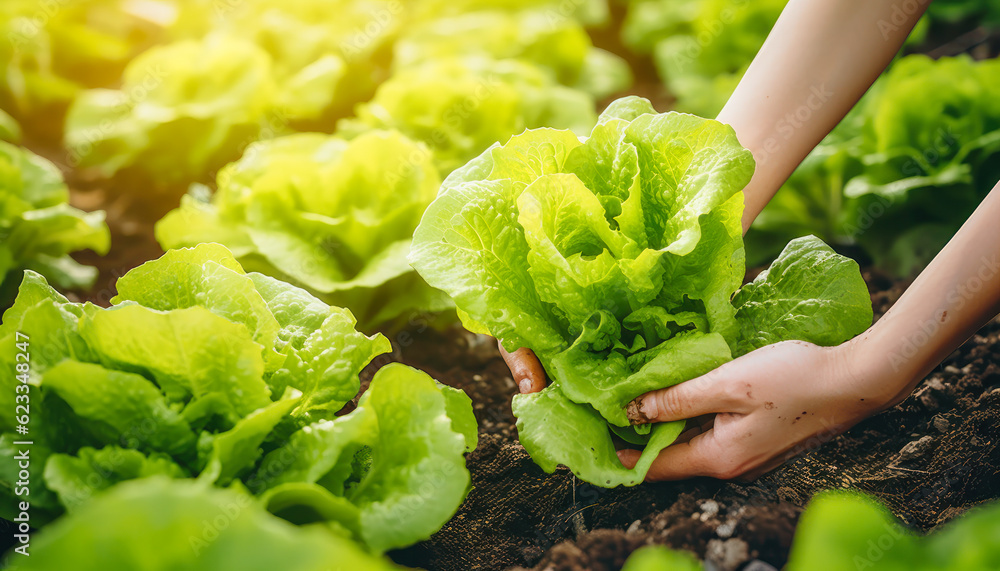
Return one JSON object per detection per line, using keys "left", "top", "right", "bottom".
{"left": 498, "top": 342, "right": 547, "bottom": 394}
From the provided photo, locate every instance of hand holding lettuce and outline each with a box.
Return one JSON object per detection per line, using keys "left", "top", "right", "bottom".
{"left": 410, "top": 96, "right": 872, "bottom": 486}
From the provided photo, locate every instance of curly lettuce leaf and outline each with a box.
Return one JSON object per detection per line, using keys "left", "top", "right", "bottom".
{"left": 43, "top": 446, "right": 186, "bottom": 512}
{"left": 0, "top": 244, "right": 430, "bottom": 528}
{"left": 394, "top": 9, "right": 629, "bottom": 99}
{"left": 733, "top": 236, "right": 873, "bottom": 356}
{"left": 255, "top": 364, "right": 473, "bottom": 553}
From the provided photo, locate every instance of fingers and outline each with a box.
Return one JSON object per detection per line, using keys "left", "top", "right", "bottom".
{"left": 498, "top": 342, "right": 546, "bottom": 394}
{"left": 626, "top": 371, "right": 748, "bottom": 425}
{"left": 625, "top": 429, "right": 749, "bottom": 481}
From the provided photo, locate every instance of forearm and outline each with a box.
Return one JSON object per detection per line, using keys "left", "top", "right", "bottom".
{"left": 848, "top": 182, "right": 1000, "bottom": 405}
{"left": 716, "top": 0, "right": 928, "bottom": 232}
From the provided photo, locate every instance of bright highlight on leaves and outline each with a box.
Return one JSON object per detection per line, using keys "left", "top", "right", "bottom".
{"left": 411, "top": 96, "right": 872, "bottom": 486}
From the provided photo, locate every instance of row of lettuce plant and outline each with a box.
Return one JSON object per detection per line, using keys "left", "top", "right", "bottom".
{"left": 1, "top": 243, "right": 476, "bottom": 567}
{"left": 1, "top": 0, "right": 628, "bottom": 190}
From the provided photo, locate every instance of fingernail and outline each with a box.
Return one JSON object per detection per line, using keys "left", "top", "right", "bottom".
{"left": 626, "top": 396, "right": 650, "bottom": 425}
{"left": 518, "top": 378, "right": 532, "bottom": 394}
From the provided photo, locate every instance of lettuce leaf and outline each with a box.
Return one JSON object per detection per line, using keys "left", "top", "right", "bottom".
{"left": 393, "top": 8, "right": 630, "bottom": 100}
{"left": 155, "top": 132, "right": 452, "bottom": 332}
{"left": 6, "top": 478, "right": 401, "bottom": 571}
{"left": 787, "top": 491, "right": 1000, "bottom": 570}
{"left": 0, "top": 244, "right": 474, "bottom": 550}
{"left": 0, "top": 142, "right": 109, "bottom": 292}
{"left": 255, "top": 364, "right": 473, "bottom": 552}
{"left": 411, "top": 96, "right": 871, "bottom": 486}
{"left": 0, "top": 0, "right": 168, "bottom": 140}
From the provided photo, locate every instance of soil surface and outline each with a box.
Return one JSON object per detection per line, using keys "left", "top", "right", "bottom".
{"left": 384, "top": 270, "right": 1000, "bottom": 571}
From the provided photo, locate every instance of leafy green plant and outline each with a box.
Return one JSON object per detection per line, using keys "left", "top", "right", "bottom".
{"left": 0, "top": 243, "right": 475, "bottom": 551}
{"left": 6, "top": 478, "right": 401, "bottom": 571}
{"left": 622, "top": 545, "right": 703, "bottom": 571}
{"left": 622, "top": 0, "right": 787, "bottom": 117}
{"left": 410, "top": 96, "right": 871, "bottom": 486}
{"left": 392, "top": 8, "right": 630, "bottom": 101}
{"left": 747, "top": 55, "right": 1000, "bottom": 275}
{"left": 0, "top": 109, "right": 21, "bottom": 143}
{"left": 0, "top": 0, "right": 168, "bottom": 140}
{"left": 64, "top": 34, "right": 279, "bottom": 189}
{"left": 0, "top": 142, "right": 109, "bottom": 293}
{"left": 155, "top": 131, "right": 451, "bottom": 332}
{"left": 787, "top": 490, "right": 1000, "bottom": 570}
{"left": 337, "top": 56, "right": 599, "bottom": 176}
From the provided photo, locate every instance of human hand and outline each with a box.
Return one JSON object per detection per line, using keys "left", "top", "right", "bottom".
{"left": 619, "top": 339, "right": 904, "bottom": 481}
{"left": 498, "top": 341, "right": 546, "bottom": 394}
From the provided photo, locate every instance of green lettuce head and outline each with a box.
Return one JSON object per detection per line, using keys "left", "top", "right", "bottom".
{"left": 0, "top": 142, "right": 109, "bottom": 294}
{"left": 623, "top": 0, "right": 787, "bottom": 117}
{"left": 337, "top": 56, "right": 599, "bottom": 176}
{"left": 393, "top": 8, "right": 630, "bottom": 100}
{"left": 64, "top": 34, "right": 278, "bottom": 190}
{"left": 156, "top": 130, "right": 452, "bottom": 332}
{"left": 0, "top": 243, "right": 475, "bottom": 551}
{"left": 410, "top": 96, "right": 872, "bottom": 486}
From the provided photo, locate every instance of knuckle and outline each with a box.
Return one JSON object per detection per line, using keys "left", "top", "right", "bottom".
{"left": 658, "top": 387, "right": 687, "bottom": 419}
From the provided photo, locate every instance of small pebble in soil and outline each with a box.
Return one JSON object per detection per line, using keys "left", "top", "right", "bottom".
{"left": 898, "top": 435, "right": 935, "bottom": 462}
{"left": 944, "top": 365, "right": 961, "bottom": 375}
{"left": 700, "top": 499, "right": 720, "bottom": 517}
{"left": 705, "top": 538, "right": 750, "bottom": 571}
{"left": 715, "top": 520, "right": 736, "bottom": 539}
{"left": 932, "top": 416, "right": 951, "bottom": 432}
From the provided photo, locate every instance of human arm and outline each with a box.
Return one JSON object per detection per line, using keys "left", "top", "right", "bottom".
{"left": 716, "top": 0, "right": 928, "bottom": 232}
{"left": 622, "top": 182, "right": 1000, "bottom": 480}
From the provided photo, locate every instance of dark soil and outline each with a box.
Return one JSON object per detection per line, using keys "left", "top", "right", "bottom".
{"left": 386, "top": 269, "right": 1000, "bottom": 571}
